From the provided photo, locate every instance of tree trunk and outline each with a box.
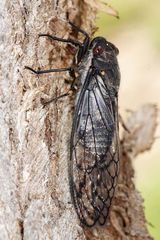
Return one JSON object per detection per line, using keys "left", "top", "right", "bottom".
{"left": 0, "top": 1, "right": 157, "bottom": 239}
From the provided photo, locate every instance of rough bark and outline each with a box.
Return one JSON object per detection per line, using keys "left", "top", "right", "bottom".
{"left": 0, "top": 1, "right": 157, "bottom": 239}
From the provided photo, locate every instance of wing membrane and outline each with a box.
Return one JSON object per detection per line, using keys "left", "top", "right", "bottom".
{"left": 69, "top": 70, "right": 119, "bottom": 226}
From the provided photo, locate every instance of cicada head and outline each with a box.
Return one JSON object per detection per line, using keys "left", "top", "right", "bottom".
{"left": 90, "top": 37, "right": 119, "bottom": 69}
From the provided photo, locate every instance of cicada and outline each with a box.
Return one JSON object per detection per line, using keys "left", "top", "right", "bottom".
{"left": 26, "top": 21, "right": 120, "bottom": 227}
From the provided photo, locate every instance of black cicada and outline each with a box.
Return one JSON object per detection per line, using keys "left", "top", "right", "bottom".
{"left": 26, "top": 21, "right": 120, "bottom": 227}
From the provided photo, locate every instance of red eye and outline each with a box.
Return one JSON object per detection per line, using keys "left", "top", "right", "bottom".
{"left": 93, "top": 45, "right": 104, "bottom": 55}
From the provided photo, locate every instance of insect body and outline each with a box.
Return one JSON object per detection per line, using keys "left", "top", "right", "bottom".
{"left": 25, "top": 22, "right": 120, "bottom": 227}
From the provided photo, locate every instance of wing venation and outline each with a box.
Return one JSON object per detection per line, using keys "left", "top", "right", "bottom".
{"left": 69, "top": 70, "right": 119, "bottom": 226}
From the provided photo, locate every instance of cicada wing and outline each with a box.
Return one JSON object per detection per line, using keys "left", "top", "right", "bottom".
{"left": 69, "top": 71, "right": 119, "bottom": 226}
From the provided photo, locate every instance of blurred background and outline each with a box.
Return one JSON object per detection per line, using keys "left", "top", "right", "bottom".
{"left": 96, "top": 0, "right": 160, "bottom": 239}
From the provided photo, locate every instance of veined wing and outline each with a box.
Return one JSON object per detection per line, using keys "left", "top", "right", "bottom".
{"left": 69, "top": 70, "right": 119, "bottom": 227}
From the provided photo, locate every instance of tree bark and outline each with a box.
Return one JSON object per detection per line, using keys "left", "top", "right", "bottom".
{"left": 0, "top": 1, "right": 157, "bottom": 239}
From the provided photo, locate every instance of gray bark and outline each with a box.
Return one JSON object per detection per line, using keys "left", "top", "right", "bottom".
{"left": 0, "top": 1, "right": 157, "bottom": 239}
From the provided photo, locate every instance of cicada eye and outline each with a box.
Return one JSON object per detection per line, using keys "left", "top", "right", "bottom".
{"left": 93, "top": 45, "right": 104, "bottom": 55}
